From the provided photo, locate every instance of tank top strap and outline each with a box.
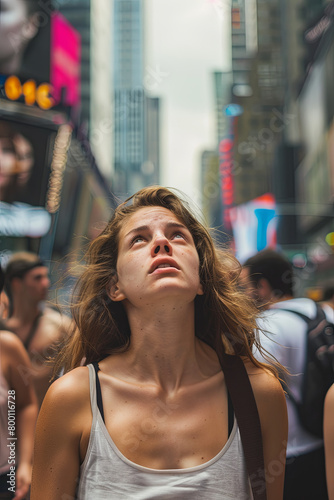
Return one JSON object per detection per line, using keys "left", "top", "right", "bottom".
{"left": 227, "top": 390, "right": 234, "bottom": 437}
{"left": 91, "top": 362, "right": 105, "bottom": 422}
{"left": 87, "top": 363, "right": 233, "bottom": 433}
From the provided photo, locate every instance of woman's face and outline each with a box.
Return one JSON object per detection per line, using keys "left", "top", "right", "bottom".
{"left": 14, "top": 134, "right": 34, "bottom": 186}
{"left": 0, "top": 137, "right": 17, "bottom": 190}
{"left": 111, "top": 206, "right": 203, "bottom": 309}
{"left": 0, "top": 0, "right": 37, "bottom": 73}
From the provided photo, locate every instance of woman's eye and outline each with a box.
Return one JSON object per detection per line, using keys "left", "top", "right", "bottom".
{"left": 172, "top": 232, "right": 185, "bottom": 240}
{"left": 131, "top": 235, "right": 144, "bottom": 244}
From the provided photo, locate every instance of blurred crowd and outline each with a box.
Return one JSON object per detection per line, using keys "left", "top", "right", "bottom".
{"left": 0, "top": 253, "right": 71, "bottom": 500}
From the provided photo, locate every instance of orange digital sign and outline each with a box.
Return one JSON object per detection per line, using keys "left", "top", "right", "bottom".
{"left": 4, "top": 76, "right": 55, "bottom": 110}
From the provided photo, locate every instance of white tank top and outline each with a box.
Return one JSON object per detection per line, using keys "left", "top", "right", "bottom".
{"left": 76, "top": 364, "right": 252, "bottom": 499}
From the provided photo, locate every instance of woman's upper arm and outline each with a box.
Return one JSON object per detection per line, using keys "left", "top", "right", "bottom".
{"left": 248, "top": 366, "right": 288, "bottom": 500}
{"left": 324, "top": 384, "right": 334, "bottom": 500}
{"left": 31, "top": 367, "right": 90, "bottom": 500}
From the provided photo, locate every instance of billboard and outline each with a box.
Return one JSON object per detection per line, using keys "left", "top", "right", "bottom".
{"left": 0, "top": 1, "right": 50, "bottom": 82}
{"left": 230, "top": 193, "right": 278, "bottom": 263}
{"left": 219, "top": 104, "right": 243, "bottom": 232}
{"left": 0, "top": 5, "right": 81, "bottom": 110}
{"left": 50, "top": 12, "right": 81, "bottom": 108}
{"left": 0, "top": 118, "right": 57, "bottom": 238}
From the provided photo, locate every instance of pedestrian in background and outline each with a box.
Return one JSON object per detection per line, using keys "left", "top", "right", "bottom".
{"left": 324, "top": 383, "right": 334, "bottom": 500}
{"left": 31, "top": 186, "right": 287, "bottom": 500}
{"left": 3, "top": 252, "right": 72, "bottom": 407}
{"left": 0, "top": 266, "right": 38, "bottom": 500}
{"left": 244, "top": 249, "right": 329, "bottom": 500}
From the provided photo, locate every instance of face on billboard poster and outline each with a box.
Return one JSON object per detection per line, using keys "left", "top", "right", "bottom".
{"left": 0, "top": 1, "right": 80, "bottom": 109}
{"left": 0, "top": 0, "right": 50, "bottom": 82}
{"left": 0, "top": 118, "right": 56, "bottom": 238}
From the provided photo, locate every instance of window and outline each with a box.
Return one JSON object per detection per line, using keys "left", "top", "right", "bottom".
{"left": 232, "top": 8, "right": 241, "bottom": 29}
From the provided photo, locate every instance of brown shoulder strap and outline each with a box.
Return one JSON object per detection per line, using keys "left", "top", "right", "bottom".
{"left": 219, "top": 352, "right": 267, "bottom": 500}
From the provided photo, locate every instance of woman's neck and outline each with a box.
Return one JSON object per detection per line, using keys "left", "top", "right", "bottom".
{"left": 109, "top": 302, "right": 219, "bottom": 394}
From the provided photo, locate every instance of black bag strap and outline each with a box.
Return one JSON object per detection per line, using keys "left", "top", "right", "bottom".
{"left": 276, "top": 303, "right": 326, "bottom": 324}
{"left": 218, "top": 352, "right": 267, "bottom": 500}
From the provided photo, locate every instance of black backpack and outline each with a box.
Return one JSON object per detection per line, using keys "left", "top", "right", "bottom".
{"left": 281, "top": 304, "right": 334, "bottom": 438}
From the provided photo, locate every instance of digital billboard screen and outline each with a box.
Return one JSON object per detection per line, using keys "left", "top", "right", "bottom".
{"left": 230, "top": 193, "right": 278, "bottom": 264}
{"left": 0, "top": 118, "right": 56, "bottom": 238}
{"left": 0, "top": 0, "right": 51, "bottom": 83}
{"left": 0, "top": 4, "right": 81, "bottom": 110}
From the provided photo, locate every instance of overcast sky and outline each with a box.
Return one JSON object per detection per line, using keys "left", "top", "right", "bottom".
{"left": 144, "top": 0, "right": 231, "bottom": 205}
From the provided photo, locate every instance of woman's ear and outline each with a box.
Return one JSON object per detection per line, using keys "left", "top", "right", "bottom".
{"left": 109, "top": 285, "right": 123, "bottom": 302}
{"left": 108, "top": 278, "right": 126, "bottom": 302}
{"left": 197, "top": 282, "right": 204, "bottom": 296}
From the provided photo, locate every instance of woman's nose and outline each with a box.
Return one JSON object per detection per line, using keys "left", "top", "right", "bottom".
{"left": 151, "top": 235, "right": 172, "bottom": 256}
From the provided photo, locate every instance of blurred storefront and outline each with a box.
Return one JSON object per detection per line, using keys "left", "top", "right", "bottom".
{"left": 294, "top": 1, "right": 334, "bottom": 290}
{"left": 0, "top": 3, "right": 115, "bottom": 278}
{"left": 204, "top": 0, "right": 334, "bottom": 297}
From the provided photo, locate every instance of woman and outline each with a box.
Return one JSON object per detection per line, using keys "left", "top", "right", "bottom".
{"left": 324, "top": 383, "right": 334, "bottom": 500}
{"left": 31, "top": 187, "right": 287, "bottom": 499}
{"left": 0, "top": 123, "right": 33, "bottom": 203}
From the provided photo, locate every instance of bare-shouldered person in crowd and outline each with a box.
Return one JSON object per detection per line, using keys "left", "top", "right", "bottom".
{"left": 0, "top": 265, "right": 38, "bottom": 499}
{"left": 3, "top": 252, "right": 72, "bottom": 407}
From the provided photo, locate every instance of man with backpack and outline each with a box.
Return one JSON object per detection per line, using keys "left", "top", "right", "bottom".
{"left": 243, "top": 249, "right": 332, "bottom": 500}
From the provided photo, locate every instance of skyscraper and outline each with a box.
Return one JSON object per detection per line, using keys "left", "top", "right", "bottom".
{"left": 230, "top": 0, "right": 285, "bottom": 205}
{"left": 113, "top": 0, "right": 159, "bottom": 197}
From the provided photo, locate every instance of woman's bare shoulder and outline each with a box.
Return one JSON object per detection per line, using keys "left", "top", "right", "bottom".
{"left": 325, "top": 383, "right": 334, "bottom": 410}
{"left": 244, "top": 360, "right": 287, "bottom": 429}
{"left": 243, "top": 357, "right": 280, "bottom": 386}
{"left": 34, "top": 367, "right": 92, "bottom": 480}
{"left": 242, "top": 358, "right": 286, "bottom": 420}
{"left": 41, "top": 366, "right": 90, "bottom": 416}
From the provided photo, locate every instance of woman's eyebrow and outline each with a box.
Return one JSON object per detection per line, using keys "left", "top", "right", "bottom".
{"left": 125, "top": 225, "right": 150, "bottom": 239}
{"left": 125, "top": 222, "right": 188, "bottom": 239}
{"left": 166, "top": 222, "right": 187, "bottom": 230}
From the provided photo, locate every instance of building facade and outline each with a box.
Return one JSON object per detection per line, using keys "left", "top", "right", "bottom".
{"left": 113, "top": 0, "right": 159, "bottom": 198}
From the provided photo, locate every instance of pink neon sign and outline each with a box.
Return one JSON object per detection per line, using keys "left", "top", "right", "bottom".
{"left": 50, "top": 13, "right": 81, "bottom": 107}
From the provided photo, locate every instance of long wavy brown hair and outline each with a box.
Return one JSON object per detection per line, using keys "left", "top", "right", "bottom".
{"left": 54, "top": 186, "right": 276, "bottom": 377}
